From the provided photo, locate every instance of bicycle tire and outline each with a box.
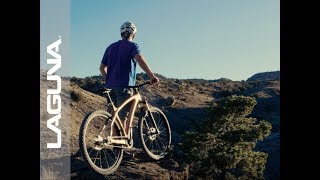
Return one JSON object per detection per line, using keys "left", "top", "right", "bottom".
{"left": 139, "top": 107, "right": 171, "bottom": 160}
{"left": 79, "top": 110, "right": 123, "bottom": 176}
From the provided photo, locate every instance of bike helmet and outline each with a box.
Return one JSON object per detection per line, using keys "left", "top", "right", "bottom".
{"left": 120, "top": 22, "right": 137, "bottom": 35}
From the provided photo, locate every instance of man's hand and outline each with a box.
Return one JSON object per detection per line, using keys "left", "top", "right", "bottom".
{"left": 150, "top": 75, "right": 159, "bottom": 85}
{"left": 99, "top": 63, "right": 107, "bottom": 81}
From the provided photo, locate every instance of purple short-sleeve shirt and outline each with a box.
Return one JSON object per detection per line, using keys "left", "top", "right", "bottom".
{"left": 101, "top": 40, "right": 140, "bottom": 88}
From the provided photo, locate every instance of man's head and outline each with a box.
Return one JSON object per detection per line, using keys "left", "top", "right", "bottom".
{"left": 120, "top": 22, "right": 137, "bottom": 40}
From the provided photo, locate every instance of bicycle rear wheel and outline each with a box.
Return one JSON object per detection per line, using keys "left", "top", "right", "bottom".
{"left": 139, "top": 107, "right": 171, "bottom": 160}
{"left": 79, "top": 110, "right": 123, "bottom": 175}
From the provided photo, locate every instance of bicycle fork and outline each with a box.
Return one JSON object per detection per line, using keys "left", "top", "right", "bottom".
{"left": 140, "top": 101, "right": 160, "bottom": 135}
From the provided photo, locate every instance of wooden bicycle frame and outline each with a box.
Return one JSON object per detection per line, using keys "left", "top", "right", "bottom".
{"left": 109, "top": 92, "right": 141, "bottom": 137}
{"left": 105, "top": 89, "right": 159, "bottom": 147}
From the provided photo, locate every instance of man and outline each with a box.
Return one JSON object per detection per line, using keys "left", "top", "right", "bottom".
{"left": 100, "top": 21, "right": 159, "bottom": 120}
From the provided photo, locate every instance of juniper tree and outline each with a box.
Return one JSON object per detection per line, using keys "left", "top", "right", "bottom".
{"left": 182, "top": 95, "right": 272, "bottom": 179}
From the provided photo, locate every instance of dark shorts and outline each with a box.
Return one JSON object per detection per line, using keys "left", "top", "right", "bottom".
{"left": 108, "top": 87, "right": 133, "bottom": 120}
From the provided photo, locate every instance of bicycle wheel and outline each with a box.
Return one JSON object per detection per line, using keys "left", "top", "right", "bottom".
{"left": 79, "top": 110, "right": 123, "bottom": 175}
{"left": 139, "top": 107, "right": 171, "bottom": 160}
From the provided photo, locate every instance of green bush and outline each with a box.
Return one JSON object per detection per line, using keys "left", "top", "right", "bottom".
{"left": 182, "top": 95, "right": 272, "bottom": 179}
{"left": 70, "top": 91, "right": 83, "bottom": 102}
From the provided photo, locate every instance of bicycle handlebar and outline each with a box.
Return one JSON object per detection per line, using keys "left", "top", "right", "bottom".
{"left": 95, "top": 81, "right": 151, "bottom": 93}
{"left": 127, "top": 81, "right": 151, "bottom": 88}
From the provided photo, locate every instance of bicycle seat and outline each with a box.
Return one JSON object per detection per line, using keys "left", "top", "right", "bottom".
{"left": 103, "top": 89, "right": 112, "bottom": 94}
{"left": 95, "top": 88, "right": 111, "bottom": 94}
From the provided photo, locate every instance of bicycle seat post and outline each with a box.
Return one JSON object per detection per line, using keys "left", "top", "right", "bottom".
{"left": 104, "top": 90, "right": 116, "bottom": 111}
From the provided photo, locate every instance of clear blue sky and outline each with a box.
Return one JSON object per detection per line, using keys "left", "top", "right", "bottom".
{"left": 70, "top": 0, "right": 279, "bottom": 81}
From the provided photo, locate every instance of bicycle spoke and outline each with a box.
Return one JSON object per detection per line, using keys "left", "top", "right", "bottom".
{"left": 158, "top": 134, "right": 168, "bottom": 139}
{"left": 157, "top": 135, "right": 167, "bottom": 151}
{"left": 104, "top": 151, "right": 112, "bottom": 166}
{"left": 159, "top": 141, "right": 166, "bottom": 152}
{"left": 158, "top": 120, "right": 165, "bottom": 129}
{"left": 157, "top": 114, "right": 163, "bottom": 124}
{"left": 105, "top": 150, "right": 116, "bottom": 165}
{"left": 147, "top": 139, "right": 152, "bottom": 150}
{"left": 157, "top": 135, "right": 166, "bottom": 148}
{"left": 157, "top": 134, "right": 167, "bottom": 143}
{"left": 153, "top": 140, "right": 157, "bottom": 152}
{"left": 102, "top": 149, "right": 110, "bottom": 168}
{"left": 93, "top": 150, "right": 100, "bottom": 165}
{"left": 154, "top": 138, "right": 161, "bottom": 151}
{"left": 99, "top": 150, "right": 102, "bottom": 168}
{"left": 158, "top": 126, "right": 166, "bottom": 133}
{"left": 151, "top": 140, "right": 154, "bottom": 151}
{"left": 156, "top": 115, "right": 164, "bottom": 128}
{"left": 159, "top": 132, "right": 168, "bottom": 138}
{"left": 157, "top": 125, "right": 165, "bottom": 132}
{"left": 111, "top": 150, "right": 119, "bottom": 161}
{"left": 88, "top": 148, "right": 94, "bottom": 156}
{"left": 143, "top": 134, "right": 149, "bottom": 143}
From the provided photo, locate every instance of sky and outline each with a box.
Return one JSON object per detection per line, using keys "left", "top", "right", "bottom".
{"left": 70, "top": 0, "right": 279, "bottom": 81}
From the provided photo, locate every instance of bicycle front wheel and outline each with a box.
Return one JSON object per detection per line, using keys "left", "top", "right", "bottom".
{"left": 79, "top": 110, "right": 123, "bottom": 176}
{"left": 139, "top": 107, "right": 171, "bottom": 160}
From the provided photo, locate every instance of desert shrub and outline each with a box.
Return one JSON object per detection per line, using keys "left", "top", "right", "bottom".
{"left": 182, "top": 95, "right": 272, "bottom": 179}
{"left": 70, "top": 91, "right": 83, "bottom": 102}
{"left": 177, "top": 84, "right": 184, "bottom": 91}
{"left": 40, "top": 166, "right": 60, "bottom": 180}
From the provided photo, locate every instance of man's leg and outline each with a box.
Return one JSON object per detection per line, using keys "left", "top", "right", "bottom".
{"left": 107, "top": 88, "right": 132, "bottom": 137}
{"left": 107, "top": 90, "right": 117, "bottom": 113}
{"left": 113, "top": 88, "right": 135, "bottom": 158}
{"left": 113, "top": 88, "right": 133, "bottom": 129}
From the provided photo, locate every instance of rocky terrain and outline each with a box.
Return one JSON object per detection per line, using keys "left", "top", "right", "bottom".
{"left": 40, "top": 70, "right": 280, "bottom": 179}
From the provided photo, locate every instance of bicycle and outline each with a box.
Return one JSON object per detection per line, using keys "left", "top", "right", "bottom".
{"left": 79, "top": 81, "right": 172, "bottom": 176}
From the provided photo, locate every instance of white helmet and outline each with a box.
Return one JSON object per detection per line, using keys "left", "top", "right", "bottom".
{"left": 120, "top": 22, "right": 137, "bottom": 35}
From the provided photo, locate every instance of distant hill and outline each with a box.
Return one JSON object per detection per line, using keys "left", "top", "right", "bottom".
{"left": 208, "top": 77, "right": 233, "bottom": 83}
{"left": 247, "top": 71, "right": 280, "bottom": 81}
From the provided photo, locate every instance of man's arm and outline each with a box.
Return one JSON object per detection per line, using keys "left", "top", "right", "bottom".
{"left": 134, "top": 54, "right": 159, "bottom": 84}
{"left": 99, "top": 63, "right": 107, "bottom": 81}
